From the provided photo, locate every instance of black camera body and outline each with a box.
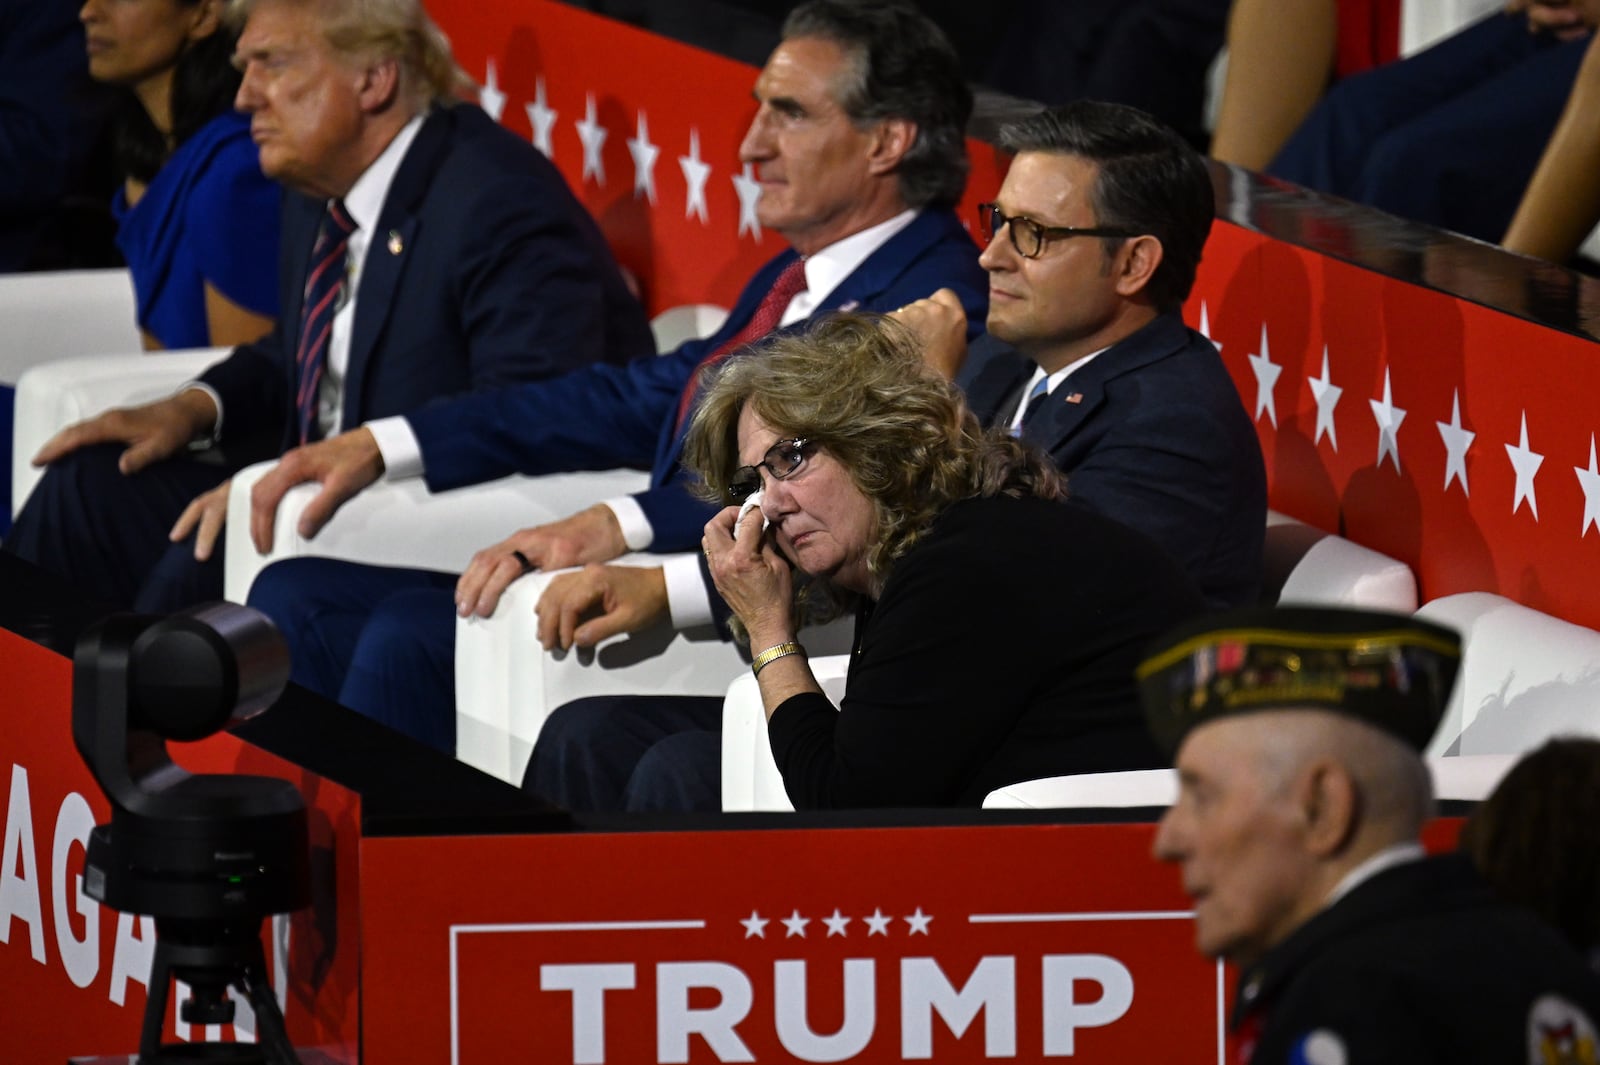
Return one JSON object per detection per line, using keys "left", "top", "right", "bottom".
{"left": 73, "top": 604, "right": 306, "bottom": 1064}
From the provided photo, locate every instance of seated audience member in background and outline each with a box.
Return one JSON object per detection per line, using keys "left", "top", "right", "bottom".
{"left": 1460, "top": 736, "right": 1600, "bottom": 968}
{"left": 524, "top": 315, "right": 1206, "bottom": 811}
{"left": 244, "top": 0, "right": 988, "bottom": 752}
{"left": 1148, "top": 607, "right": 1600, "bottom": 1063}
{"left": 1503, "top": 31, "right": 1600, "bottom": 266}
{"left": 4, "top": 0, "right": 650, "bottom": 612}
{"left": 0, "top": 0, "right": 117, "bottom": 271}
{"left": 1265, "top": 2, "right": 1596, "bottom": 243}
{"left": 978, "top": 0, "right": 1230, "bottom": 150}
{"left": 85, "top": 0, "right": 281, "bottom": 349}
{"left": 527, "top": 98, "right": 1263, "bottom": 686}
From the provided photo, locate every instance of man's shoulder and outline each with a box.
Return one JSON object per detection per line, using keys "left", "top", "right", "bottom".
{"left": 1265, "top": 858, "right": 1600, "bottom": 1041}
{"left": 410, "top": 104, "right": 572, "bottom": 195}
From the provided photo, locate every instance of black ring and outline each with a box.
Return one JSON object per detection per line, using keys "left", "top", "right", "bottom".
{"left": 511, "top": 549, "right": 535, "bottom": 574}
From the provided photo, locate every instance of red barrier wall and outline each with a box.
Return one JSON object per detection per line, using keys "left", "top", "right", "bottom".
{"left": 428, "top": 0, "right": 1600, "bottom": 630}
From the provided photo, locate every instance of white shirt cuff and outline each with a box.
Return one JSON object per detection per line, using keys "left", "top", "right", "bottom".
{"left": 663, "top": 552, "right": 714, "bottom": 629}
{"left": 368, "top": 415, "right": 423, "bottom": 480}
{"left": 180, "top": 382, "right": 224, "bottom": 445}
{"left": 606, "top": 495, "right": 655, "bottom": 552}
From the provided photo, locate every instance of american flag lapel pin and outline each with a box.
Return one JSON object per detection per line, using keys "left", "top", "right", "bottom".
{"left": 1064, "top": 392, "right": 1084, "bottom": 404}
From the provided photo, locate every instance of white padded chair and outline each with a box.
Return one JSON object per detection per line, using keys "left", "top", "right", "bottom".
{"left": 648, "top": 304, "right": 729, "bottom": 351}
{"left": 456, "top": 574, "right": 854, "bottom": 786}
{"left": 1262, "top": 510, "right": 1418, "bottom": 611}
{"left": 981, "top": 754, "right": 1518, "bottom": 809}
{"left": 222, "top": 463, "right": 650, "bottom": 602}
{"left": 0, "top": 268, "right": 139, "bottom": 387}
{"left": 11, "top": 347, "right": 228, "bottom": 514}
{"left": 1416, "top": 592, "right": 1600, "bottom": 758}
{"left": 720, "top": 653, "right": 851, "bottom": 812}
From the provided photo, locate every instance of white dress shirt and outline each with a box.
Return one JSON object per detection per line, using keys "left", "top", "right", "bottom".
{"left": 189, "top": 116, "right": 424, "bottom": 442}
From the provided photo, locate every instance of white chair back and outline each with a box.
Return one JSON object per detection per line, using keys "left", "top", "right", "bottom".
{"left": 1416, "top": 592, "right": 1600, "bottom": 757}
{"left": 11, "top": 348, "right": 227, "bottom": 515}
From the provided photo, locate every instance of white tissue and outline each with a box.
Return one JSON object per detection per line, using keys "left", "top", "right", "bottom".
{"left": 739, "top": 490, "right": 771, "bottom": 532}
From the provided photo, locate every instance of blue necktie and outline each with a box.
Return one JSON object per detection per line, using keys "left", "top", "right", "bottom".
{"left": 1011, "top": 376, "right": 1050, "bottom": 438}
{"left": 295, "top": 200, "right": 356, "bottom": 444}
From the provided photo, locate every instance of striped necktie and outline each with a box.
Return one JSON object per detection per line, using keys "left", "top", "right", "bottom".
{"left": 1011, "top": 375, "right": 1051, "bottom": 438}
{"left": 674, "top": 257, "right": 809, "bottom": 432}
{"left": 295, "top": 200, "right": 357, "bottom": 444}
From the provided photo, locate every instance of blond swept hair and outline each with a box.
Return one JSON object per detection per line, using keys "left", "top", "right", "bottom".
{"left": 226, "top": 0, "right": 472, "bottom": 108}
{"left": 684, "top": 313, "right": 1064, "bottom": 613}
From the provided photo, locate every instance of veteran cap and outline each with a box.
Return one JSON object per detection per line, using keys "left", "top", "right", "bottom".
{"left": 1136, "top": 606, "right": 1462, "bottom": 757}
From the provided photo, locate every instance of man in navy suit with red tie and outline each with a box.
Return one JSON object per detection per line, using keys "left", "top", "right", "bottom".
{"left": 244, "top": 0, "right": 989, "bottom": 751}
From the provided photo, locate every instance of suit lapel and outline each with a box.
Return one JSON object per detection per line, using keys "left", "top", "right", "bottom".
{"left": 1021, "top": 313, "right": 1192, "bottom": 452}
{"left": 655, "top": 209, "right": 962, "bottom": 481}
{"left": 342, "top": 107, "right": 453, "bottom": 425}
{"left": 814, "top": 208, "right": 962, "bottom": 313}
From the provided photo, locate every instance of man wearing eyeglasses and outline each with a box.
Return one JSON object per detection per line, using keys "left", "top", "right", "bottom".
{"left": 538, "top": 103, "right": 1264, "bottom": 681}
{"left": 933, "top": 100, "right": 1266, "bottom": 611}
{"left": 242, "top": 0, "right": 987, "bottom": 752}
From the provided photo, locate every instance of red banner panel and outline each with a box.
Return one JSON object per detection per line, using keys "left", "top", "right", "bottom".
{"left": 0, "top": 628, "right": 360, "bottom": 1063}
{"left": 361, "top": 826, "right": 1225, "bottom": 1064}
{"left": 432, "top": 0, "right": 999, "bottom": 318}
{"left": 1190, "top": 221, "right": 1600, "bottom": 630}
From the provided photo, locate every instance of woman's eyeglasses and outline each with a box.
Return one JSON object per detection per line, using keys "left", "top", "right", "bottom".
{"left": 729, "top": 438, "right": 812, "bottom": 501}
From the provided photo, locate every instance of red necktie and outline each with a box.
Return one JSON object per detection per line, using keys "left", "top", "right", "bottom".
{"left": 674, "top": 257, "right": 808, "bottom": 431}
{"left": 295, "top": 200, "right": 357, "bottom": 444}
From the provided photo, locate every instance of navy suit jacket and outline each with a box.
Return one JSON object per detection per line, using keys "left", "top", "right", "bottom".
{"left": 408, "top": 206, "right": 988, "bottom": 552}
{"left": 200, "top": 103, "right": 651, "bottom": 461}
{"left": 960, "top": 313, "right": 1266, "bottom": 608}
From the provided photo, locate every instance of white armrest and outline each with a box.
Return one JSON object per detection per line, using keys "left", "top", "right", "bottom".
{"left": 982, "top": 754, "right": 1517, "bottom": 810}
{"left": 720, "top": 652, "right": 851, "bottom": 812}
{"left": 457, "top": 572, "right": 853, "bottom": 786}
{"left": 223, "top": 464, "right": 650, "bottom": 602}
{"left": 12, "top": 347, "right": 229, "bottom": 515}
{"left": 1264, "top": 512, "right": 1417, "bottom": 612}
{"left": 650, "top": 304, "right": 728, "bottom": 352}
{"left": 0, "top": 269, "right": 139, "bottom": 383}
{"left": 984, "top": 770, "right": 1178, "bottom": 809}
{"left": 1416, "top": 592, "right": 1600, "bottom": 757}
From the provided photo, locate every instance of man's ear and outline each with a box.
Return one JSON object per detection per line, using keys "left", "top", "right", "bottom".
{"left": 866, "top": 118, "right": 917, "bottom": 177}
{"left": 356, "top": 56, "right": 402, "bottom": 114}
{"left": 1300, "top": 761, "right": 1359, "bottom": 858}
{"left": 1113, "top": 234, "right": 1164, "bottom": 299}
{"left": 188, "top": 0, "right": 223, "bottom": 43}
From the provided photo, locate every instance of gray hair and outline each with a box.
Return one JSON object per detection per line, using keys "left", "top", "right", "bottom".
{"left": 782, "top": 0, "right": 972, "bottom": 209}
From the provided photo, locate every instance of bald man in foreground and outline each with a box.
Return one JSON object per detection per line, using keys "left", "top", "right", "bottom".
{"left": 1142, "top": 607, "right": 1600, "bottom": 1065}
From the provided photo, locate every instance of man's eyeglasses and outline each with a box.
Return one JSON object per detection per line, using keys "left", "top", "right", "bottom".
{"left": 729, "top": 437, "right": 813, "bottom": 502}
{"left": 978, "top": 203, "right": 1139, "bottom": 259}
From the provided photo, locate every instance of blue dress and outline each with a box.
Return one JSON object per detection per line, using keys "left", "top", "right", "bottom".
{"left": 114, "top": 110, "right": 281, "bottom": 348}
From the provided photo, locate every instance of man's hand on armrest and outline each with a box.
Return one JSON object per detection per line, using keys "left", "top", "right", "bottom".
{"left": 455, "top": 504, "right": 629, "bottom": 619}
{"left": 33, "top": 389, "right": 219, "bottom": 474}
{"left": 534, "top": 564, "right": 669, "bottom": 651}
{"left": 249, "top": 427, "right": 386, "bottom": 553}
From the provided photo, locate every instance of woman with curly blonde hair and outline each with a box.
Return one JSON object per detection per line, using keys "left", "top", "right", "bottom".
{"left": 524, "top": 314, "right": 1205, "bottom": 811}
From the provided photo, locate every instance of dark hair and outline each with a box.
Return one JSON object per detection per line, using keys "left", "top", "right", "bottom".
{"left": 782, "top": 0, "right": 972, "bottom": 209}
{"left": 1460, "top": 737, "right": 1600, "bottom": 954}
{"left": 114, "top": 12, "right": 243, "bottom": 184}
{"left": 999, "top": 100, "right": 1214, "bottom": 312}
{"left": 685, "top": 313, "right": 1063, "bottom": 623}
